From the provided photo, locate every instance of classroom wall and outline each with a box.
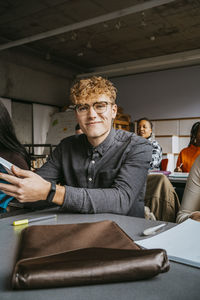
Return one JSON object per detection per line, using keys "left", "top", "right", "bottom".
{"left": 0, "top": 49, "right": 75, "bottom": 107}
{"left": 1, "top": 98, "right": 59, "bottom": 149}
{"left": 0, "top": 97, "right": 11, "bottom": 115}
{"left": 1, "top": 49, "right": 200, "bottom": 119}
{"left": 111, "top": 65, "right": 200, "bottom": 121}
{"left": 1, "top": 49, "right": 200, "bottom": 155}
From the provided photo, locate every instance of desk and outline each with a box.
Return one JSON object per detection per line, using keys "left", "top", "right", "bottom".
{"left": 0, "top": 208, "right": 199, "bottom": 300}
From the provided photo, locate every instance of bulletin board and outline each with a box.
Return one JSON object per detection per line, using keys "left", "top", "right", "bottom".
{"left": 46, "top": 110, "right": 77, "bottom": 145}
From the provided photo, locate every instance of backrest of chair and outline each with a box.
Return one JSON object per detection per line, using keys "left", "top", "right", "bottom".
{"left": 161, "top": 158, "right": 168, "bottom": 171}
{"left": 144, "top": 173, "right": 180, "bottom": 222}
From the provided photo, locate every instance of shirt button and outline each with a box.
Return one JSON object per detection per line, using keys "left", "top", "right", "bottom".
{"left": 91, "top": 160, "right": 95, "bottom": 164}
{"left": 88, "top": 177, "right": 92, "bottom": 181}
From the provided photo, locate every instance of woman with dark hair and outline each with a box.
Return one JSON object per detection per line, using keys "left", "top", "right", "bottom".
{"left": 0, "top": 101, "right": 30, "bottom": 211}
{"left": 137, "top": 117, "right": 162, "bottom": 170}
{"left": 175, "top": 121, "right": 200, "bottom": 173}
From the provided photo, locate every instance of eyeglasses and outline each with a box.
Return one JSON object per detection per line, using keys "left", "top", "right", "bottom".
{"left": 74, "top": 101, "right": 112, "bottom": 115}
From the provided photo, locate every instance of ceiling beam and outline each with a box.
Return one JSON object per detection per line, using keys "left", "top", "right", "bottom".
{"left": 76, "top": 49, "right": 200, "bottom": 78}
{"left": 0, "top": 0, "right": 175, "bottom": 51}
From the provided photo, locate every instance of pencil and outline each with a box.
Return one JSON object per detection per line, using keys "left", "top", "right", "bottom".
{"left": 13, "top": 214, "right": 57, "bottom": 226}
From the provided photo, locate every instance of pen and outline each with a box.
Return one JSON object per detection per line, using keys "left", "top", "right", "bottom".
{"left": 143, "top": 223, "right": 167, "bottom": 236}
{"left": 13, "top": 214, "right": 57, "bottom": 226}
{"left": 179, "top": 163, "right": 183, "bottom": 168}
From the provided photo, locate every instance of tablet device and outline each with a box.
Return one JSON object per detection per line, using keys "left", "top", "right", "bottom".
{"left": 0, "top": 157, "right": 14, "bottom": 175}
{"left": 0, "top": 157, "right": 15, "bottom": 211}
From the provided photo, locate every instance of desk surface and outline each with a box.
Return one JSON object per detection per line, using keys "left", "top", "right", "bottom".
{"left": 0, "top": 208, "right": 199, "bottom": 300}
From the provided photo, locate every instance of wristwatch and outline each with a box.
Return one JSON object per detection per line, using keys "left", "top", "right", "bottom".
{"left": 46, "top": 182, "right": 56, "bottom": 204}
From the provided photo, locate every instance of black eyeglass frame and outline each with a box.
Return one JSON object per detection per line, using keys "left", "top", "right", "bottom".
{"left": 72, "top": 101, "right": 113, "bottom": 114}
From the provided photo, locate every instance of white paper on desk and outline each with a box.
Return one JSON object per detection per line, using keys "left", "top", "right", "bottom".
{"left": 168, "top": 172, "right": 189, "bottom": 178}
{"left": 136, "top": 219, "right": 200, "bottom": 268}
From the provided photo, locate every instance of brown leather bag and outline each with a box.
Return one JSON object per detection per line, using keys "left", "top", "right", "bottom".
{"left": 12, "top": 220, "right": 169, "bottom": 289}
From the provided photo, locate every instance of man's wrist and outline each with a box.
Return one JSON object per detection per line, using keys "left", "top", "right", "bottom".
{"left": 52, "top": 185, "right": 66, "bottom": 206}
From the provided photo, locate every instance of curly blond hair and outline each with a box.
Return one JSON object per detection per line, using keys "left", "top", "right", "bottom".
{"left": 70, "top": 76, "right": 117, "bottom": 104}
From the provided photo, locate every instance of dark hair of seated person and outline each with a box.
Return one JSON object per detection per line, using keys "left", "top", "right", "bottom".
{"left": 189, "top": 121, "right": 200, "bottom": 146}
{"left": 0, "top": 101, "right": 30, "bottom": 168}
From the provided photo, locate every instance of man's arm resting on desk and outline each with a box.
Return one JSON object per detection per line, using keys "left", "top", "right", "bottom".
{"left": 0, "top": 163, "right": 144, "bottom": 214}
{"left": 0, "top": 162, "right": 143, "bottom": 213}
{"left": 0, "top": 138, "right": 151, "bottom": 216}
{"left": 0, "top": 165, "right": 65, "bottom": 205}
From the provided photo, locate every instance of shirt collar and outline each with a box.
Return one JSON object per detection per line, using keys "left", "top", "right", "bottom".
{"left": 147, "top": 135, "right": 153, "bottom": 142}
{"left": 86, "top": 127, "right": 116, "bottom": 156}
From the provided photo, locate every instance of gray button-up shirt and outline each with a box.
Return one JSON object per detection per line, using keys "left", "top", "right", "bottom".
{"left": 37, "top": 128, "right": 152, "bottom": 217}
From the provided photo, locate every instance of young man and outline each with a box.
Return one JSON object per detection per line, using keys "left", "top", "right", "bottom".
{"left": 0, "top": 76, "right": 152, "bottom": 217}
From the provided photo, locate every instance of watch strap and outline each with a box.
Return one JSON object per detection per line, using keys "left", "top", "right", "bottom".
{"left": 46, "top": 182, "right": 56, "bottom": 204}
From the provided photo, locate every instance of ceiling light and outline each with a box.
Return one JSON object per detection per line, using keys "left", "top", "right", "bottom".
{"left": 141, "top": 20, "right": 146, "bottom": 27}
{"left": 103, "top": 22, "right": 108, "bottom": 28}
{"left": 150, "top": 35, "right": 156, "bottom": 41}
{"left": 77, "top": 52, "right": 83, "bottom": 57}
{"left": 45, "top": 52, "right": 51, "bottom": 60}
{"left": 71, "top": 32, "right": 77, "bottom": 41}
{"left": 115, "top": 21, "right": 121, "bottom": 30}
{"left": 86, "top": 41, "right": 92, "bottom": 49}
{"left": 141, "top": 11, "right": 146, "bottom": 27}
{"left": 59, "top": 37, "right": 66, "bottom": 42}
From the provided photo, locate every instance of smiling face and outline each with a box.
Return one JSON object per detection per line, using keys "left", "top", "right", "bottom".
{"left": 137, "top": 119, "right": 152, "bottom": 139}
{"left": 76, "top": 94, "right": 117, "bottom": 147}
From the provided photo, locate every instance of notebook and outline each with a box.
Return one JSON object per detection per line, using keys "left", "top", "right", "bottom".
{"left": 168, "top": 172, "right": 189, "bottom": 178}
{"left": 136, "top": 218, "right": 200, "bottom": 268}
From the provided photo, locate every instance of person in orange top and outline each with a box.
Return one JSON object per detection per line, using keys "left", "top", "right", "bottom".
{"left": 175, "top": 122, "right": 200, "bottom": 172}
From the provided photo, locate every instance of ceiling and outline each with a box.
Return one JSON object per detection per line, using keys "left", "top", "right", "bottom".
{"left": 1, "top": 0, "right": 200, "bottom": 78}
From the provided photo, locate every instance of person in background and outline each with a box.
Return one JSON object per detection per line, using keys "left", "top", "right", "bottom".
{"left": 0, "top": 101, "right": 30, "bottom": 212}
{"left": 176, "top": 155, "right": 200, "bottom": 223}
{"left": 175, "top": 121, "right": 200, "bottom": 173}
{"left": 137, "top": 117, "right": 162, "bottom": 170}
{"left": 75, "top": 123, "right": 83, "bottom": 135}
{"left": 0, "top": 76, "right": 151, "bottom": 217}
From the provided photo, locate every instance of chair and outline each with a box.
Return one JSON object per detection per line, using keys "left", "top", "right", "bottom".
{"left": 161, "top": 158, "right": 168, "bottom": 171}
{"left": 144, "top": 173, "right": 180, "bottom": 222}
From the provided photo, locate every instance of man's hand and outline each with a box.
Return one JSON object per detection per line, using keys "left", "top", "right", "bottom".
{"left": 0, "top": 165, "right": 51, "bottom": 203}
